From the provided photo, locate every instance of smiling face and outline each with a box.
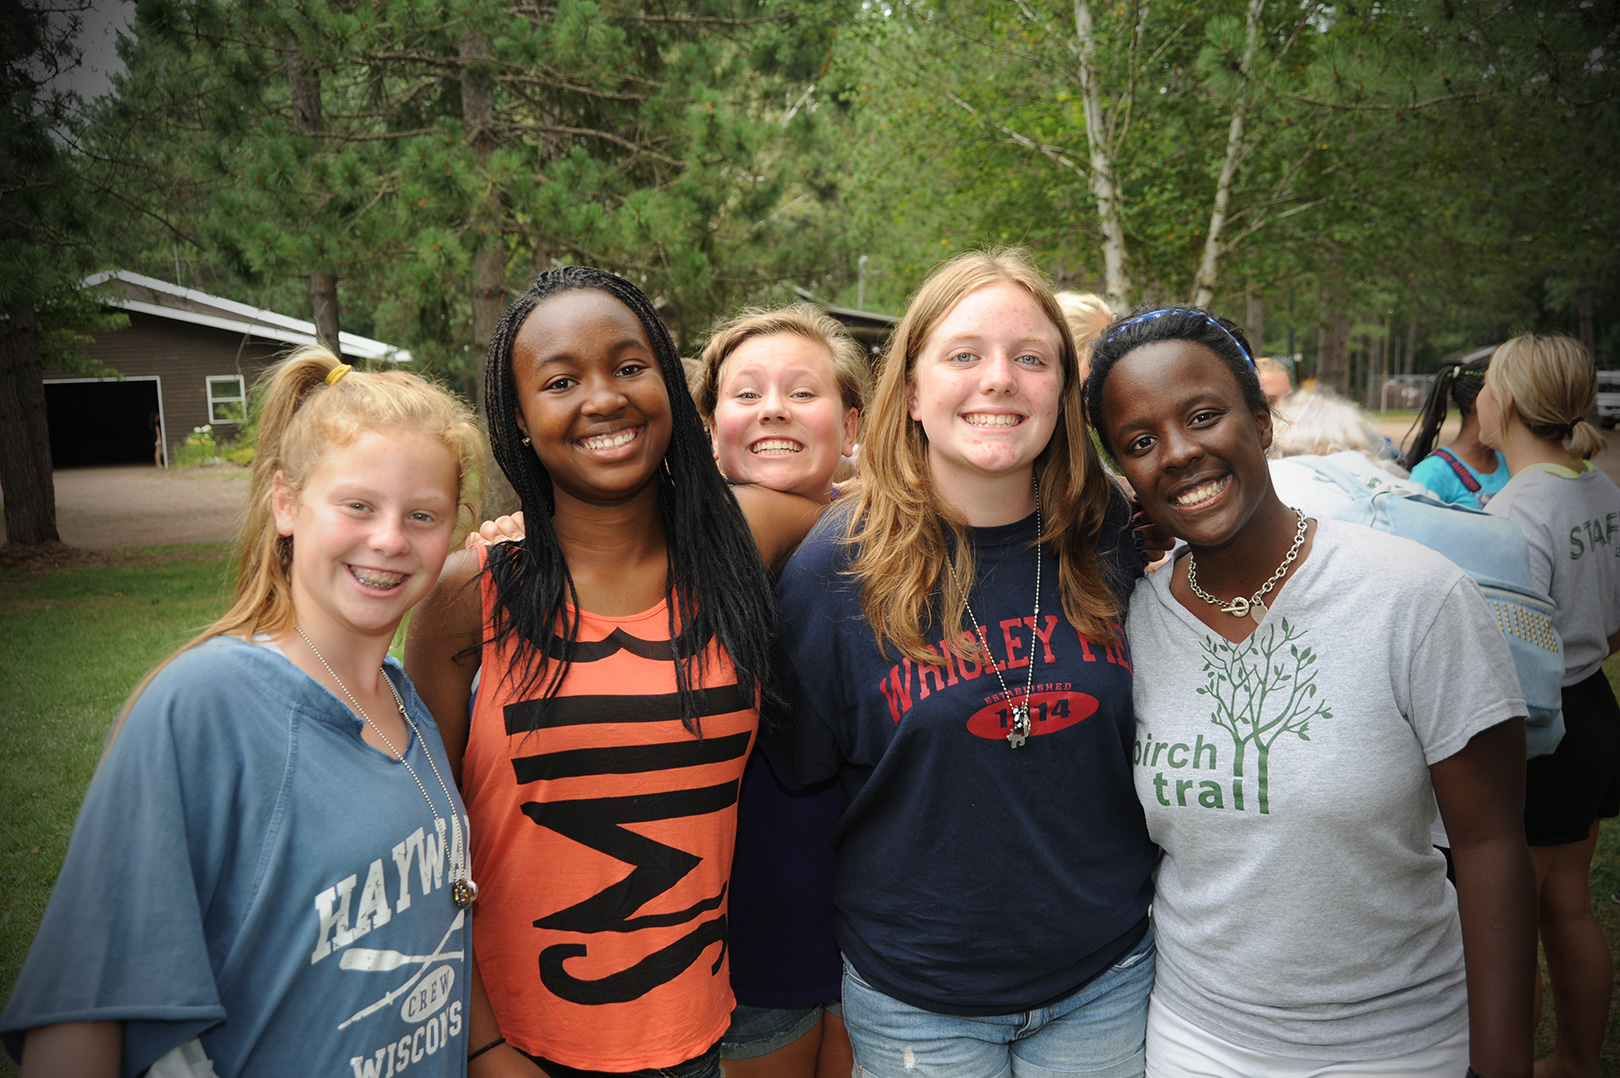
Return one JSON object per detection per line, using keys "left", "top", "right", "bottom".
{"left": 511, "top": 289, "right": 673, "bottom": 512}
{"left": 274, "top": 425, "right": 460, "bottom": 645}
{"left": 905, "top": 281, "right": 1065, "bottom": 509}
{"left": 709, "top": 332, "right": 858, "bottom": 503}
{"left": 1100, "top": 339, "right": 1274, "bottom": 553}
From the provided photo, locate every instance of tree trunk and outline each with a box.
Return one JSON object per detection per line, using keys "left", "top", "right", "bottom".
{"left": 531, "top": 240, "right": 554, "bottom": 281}
{"left": 462, "top": 26, "right": 505, "bottom": 398}
{"left": 1315, "top": 281, "right": 1350, "bottom": 397}
{"left": 289, "top": 50, "right": 342, "bottom": 354}
{"left": 1073, "top": 0, "right": 1131, "bottom": 314}
{"left": 1192, "top": 0, "right": 1265, "bottom": 308}
{"left": 461, "top": 25, "right": 516, "bottom": 517}
{"left": 1380, "top": 316, "right": 1392, "bottom": 406}
{"left": 309, "top": 271, "right": 341, "bottom": 356}
{"left": 0, "top": 301, "right": 60, "bottom": 545}
{"left": 1371, "top": 324, "right": 1386, "bottom": 409}
{"left": 1403, "top": 306, "right": 1417, "bottom": 374}
{"left": 1246, "top": 286, "right": 1264, "bottom": 358}
{"left": 1578, "top": 274, "right": 1595, "bottom": 356}
{"left": 288, "top": 50, "right": 322, "bottom": 136}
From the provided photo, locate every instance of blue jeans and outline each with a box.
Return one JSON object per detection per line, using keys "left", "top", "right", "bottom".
{"left": 720, "top": 1003, "right": 826, "bottom": 1059}
{"left": 841, "top": 926, "right": 1154, "bottom": 1078}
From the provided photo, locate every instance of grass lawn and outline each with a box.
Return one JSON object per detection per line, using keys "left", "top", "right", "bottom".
{"left": 0, "top": 547, "right": 1618, "bottom": 1072}
{"left": 1, "top": 546, "right": 235, "bottom": 1076}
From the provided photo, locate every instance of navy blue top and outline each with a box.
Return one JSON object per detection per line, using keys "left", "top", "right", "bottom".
{"left": 726, "top": 756, "right": 843, "bottom": 1008}
{"left": 767, "top": 494, "right": 1156, "bottom": 1016}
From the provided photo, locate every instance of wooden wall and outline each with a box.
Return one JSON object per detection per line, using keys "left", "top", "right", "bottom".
{"left": 45, "top": 311, "right": 289, "bottom": 462}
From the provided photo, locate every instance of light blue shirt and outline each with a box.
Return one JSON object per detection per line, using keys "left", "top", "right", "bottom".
{"left": 1409, "top": 448, "right": 1511, "bottom": 507}
{"left": 1, "top": 638, "right": 471, "bottom": 1078}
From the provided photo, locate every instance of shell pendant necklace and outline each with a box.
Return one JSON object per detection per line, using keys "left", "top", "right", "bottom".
{"left": 295, "top": 625, "right": 478, "bottom": 909}
{"left": 1184, "top": 507, "right": 1308, "bottom": 624}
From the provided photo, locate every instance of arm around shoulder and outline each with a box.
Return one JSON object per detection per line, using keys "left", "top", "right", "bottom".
{"left": 731, "top": 483, "right": 823, "bottom": 576}
{"left": 404, "top": 546, "right": 485, "bottom": 786}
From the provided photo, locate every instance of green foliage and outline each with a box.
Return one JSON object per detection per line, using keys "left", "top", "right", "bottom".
{"left": 1, "top": 1, "right": 108, "bottom": 318}
{"left": 830, "top": 0, "right": 1619, "bottom": 369}
{"left": 91, "top": 0, "right": 861, "bottom": 381}
{"left": 36, "top": 290, "right": 127, "bottom": 377}
{"left": 173, "top": 423, "right": 228, "bottom": 467}
{"left": 56, "top": 0, "right": 1620, "bottom": 382}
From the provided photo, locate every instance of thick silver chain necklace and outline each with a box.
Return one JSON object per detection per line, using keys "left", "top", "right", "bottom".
{"left": 945, "top": 506, "right": 1041, "bottom": 749}
{"left": 1184, "top": 507, "right": 1308, "bottom": 624}
{"left": 295, "top": 625, "right": 478, "bottom": 909}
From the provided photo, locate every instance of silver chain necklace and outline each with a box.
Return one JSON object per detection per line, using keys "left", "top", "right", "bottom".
{"left": 295, "top": 625, "right": 478, "bottom": 909}
{"left": 1184, "top": 507, "right": 1308, "bottom": 624}
{"left": 945, "top": 506, "right": 1041, "bottom": 749}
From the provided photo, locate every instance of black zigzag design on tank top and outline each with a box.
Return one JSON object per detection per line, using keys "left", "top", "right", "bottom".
{"left": 506, "top": 627, "right": 752, "bottom": 1006}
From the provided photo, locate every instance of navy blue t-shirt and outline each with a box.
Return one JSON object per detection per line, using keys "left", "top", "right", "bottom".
{"left": 768, "top": 495, "right": 1156, "bottom": 1016}
{"left": 726, "top": 756, "right": 843, "bottom": 1009}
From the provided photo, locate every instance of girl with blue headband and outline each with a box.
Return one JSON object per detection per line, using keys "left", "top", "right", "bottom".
{"left": 1088, "top": 306, "right": 1535, "bottom": 1076}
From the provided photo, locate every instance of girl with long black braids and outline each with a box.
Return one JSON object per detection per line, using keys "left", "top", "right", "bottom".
{"left": 1401, "top": 359, "right": 1510, "bottom": 507}
{"left": 406, "top": 267, "right": 816, "bottom": 1078}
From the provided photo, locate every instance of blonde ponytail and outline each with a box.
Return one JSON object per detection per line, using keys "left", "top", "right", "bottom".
{"left": 1486, "top": 333, "right": 1607, "bottom": 462}
{"left": 106, "top": 348, "right": 483, "bottom": 746}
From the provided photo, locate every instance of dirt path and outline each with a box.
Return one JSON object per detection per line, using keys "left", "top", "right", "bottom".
{"left": 2, "top": 464, "right": 250, "bottom": 549}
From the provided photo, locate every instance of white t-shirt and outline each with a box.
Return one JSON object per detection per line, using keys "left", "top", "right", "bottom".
{"left": 1487, "top": 467, "right": 1620, "bottom": 685}
{"left": 1128, "top": 519, "right": 1524, "bottom": 1057}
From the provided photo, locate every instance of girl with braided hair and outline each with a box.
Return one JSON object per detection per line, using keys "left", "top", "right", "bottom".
{"left": 1401, "top": 358, "right": 1510, "bottom": 507}
{"left": 406, "top": 267, "right": 816, "bottom": 1078}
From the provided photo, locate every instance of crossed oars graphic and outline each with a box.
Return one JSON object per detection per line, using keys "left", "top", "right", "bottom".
{"left": 337, "top": 909, "right": 466, "bottom": 1030}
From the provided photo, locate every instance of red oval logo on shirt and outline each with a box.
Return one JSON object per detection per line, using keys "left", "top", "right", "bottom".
{"left": 966, "top": 691, "right": 1098, "bottom": 740}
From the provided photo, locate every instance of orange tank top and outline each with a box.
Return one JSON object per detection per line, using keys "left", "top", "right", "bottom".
{"left": 466, "top": 561, "right": 756, "bottom": 1070}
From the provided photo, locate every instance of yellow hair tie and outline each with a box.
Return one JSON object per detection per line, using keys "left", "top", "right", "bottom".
{"left": 326, "top": 363, "right": 353, "bottom": 386}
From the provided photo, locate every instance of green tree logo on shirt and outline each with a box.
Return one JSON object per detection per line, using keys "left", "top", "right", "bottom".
{"left": 1195, "top": 618, "right": 1332, "bottom": 814}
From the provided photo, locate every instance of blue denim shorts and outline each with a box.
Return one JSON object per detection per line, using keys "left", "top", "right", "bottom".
{"left": 720, "top": 1003, "right": 825, "bottom": 1059}
{"left": 527, "top": 1042, "right": 721, "bottom": 1078}
{"left": 841, "top": 925, "right": 1155, "bottom": 1078}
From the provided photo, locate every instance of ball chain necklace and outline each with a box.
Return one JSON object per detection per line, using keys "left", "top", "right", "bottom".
{"left": 295, "top": 625, "right": 478, "bottom": 909}
{"left": 1184, "top": 507, "right": 1308, "bottom": 624}
{"left": 945, "top": 505, "right": 1041, "bottom": 749}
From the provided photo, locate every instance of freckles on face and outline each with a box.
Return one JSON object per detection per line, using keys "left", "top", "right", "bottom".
{"left": 708, "top": 332, "right": 857, "bottom": 503}
{"left": 905, "top": 281, "right": 1065, "bottom": 499}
